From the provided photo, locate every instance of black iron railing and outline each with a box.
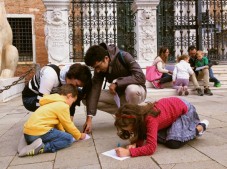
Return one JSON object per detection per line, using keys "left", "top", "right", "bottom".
{"left": 69, "top": 0, "right": 136, "bottom": 62}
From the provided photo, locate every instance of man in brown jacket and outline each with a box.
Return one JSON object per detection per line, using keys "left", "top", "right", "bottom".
{"left": 83, "top": 43, "right": 147, "bottom": 133}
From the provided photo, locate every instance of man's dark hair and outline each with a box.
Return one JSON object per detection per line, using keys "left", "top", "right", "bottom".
{"left": 84, "top": 45, "right": 109, "bottom": 66}
{"left": 58, "top": 84, "right": 78, "bottom": 97}
{"left": 188, "top": 45, "right": 196, "bottom": 52}
{"left": 66, "top": 63, "right": 92, "bottom": 85}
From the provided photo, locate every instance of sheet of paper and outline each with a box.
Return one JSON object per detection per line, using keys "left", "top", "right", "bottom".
{"left": 195, "top": 66, "right": 206, "bottom": 71}
{"left": 84, "top": 134, "right": 91, "bottom": 140}
{"left": 74, "top": 134, "right": 91, "bottom": 142}
{"left": 114, "top": 94, "right": 121, "bottom": 108}
{"left": 102, "top": 149, "right": 130, "bottom": 161}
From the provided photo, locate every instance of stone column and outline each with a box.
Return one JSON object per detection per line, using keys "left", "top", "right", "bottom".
{"left": 132, "top": 0, "right": 160, "bottom": 67}
{"left": 42, "top": 0, "right": 70, "bottom": 64}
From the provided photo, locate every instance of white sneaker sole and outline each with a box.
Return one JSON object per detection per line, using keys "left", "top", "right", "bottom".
{"left": 18, "top": 138, "right": 43, "bottom": 157}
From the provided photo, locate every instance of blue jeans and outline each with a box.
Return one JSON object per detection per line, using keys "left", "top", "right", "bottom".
{"left": 24, "top": 128, "right": 74, "bottom": 153}
{"left": 209, "top": 68, "right": 220, "bottom": 84}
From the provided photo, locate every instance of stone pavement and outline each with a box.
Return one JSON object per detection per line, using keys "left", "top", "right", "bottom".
{"left": 0, "top": 91, "right": 227, "bottom": 169}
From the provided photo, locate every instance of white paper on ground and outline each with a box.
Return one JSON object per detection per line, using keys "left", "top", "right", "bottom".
{"left": 114, "top": 94, "right": 121, "bottom": 108}
{"left": 74, "top": 134, "right": 91, "bottom": 142}
{"left": 85, "top": 134, "right": 91, "bottom": 140}
{"left": 102, "top": 149, "right": 130, "bottom": 161}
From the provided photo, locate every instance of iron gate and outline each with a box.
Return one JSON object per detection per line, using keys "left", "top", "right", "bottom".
{"left": 157, "top": 0, "right": 227, "bottom": 62}
{"left": 69, "top": 0, "right": 136, "bottom": 62}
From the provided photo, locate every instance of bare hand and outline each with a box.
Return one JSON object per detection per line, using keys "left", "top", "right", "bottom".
{"left": 168, "top": 70, "right": 173, "bottom": 74}
{"left": 80, "top": 133, "right": 86, "bottom": 140}
{"left": 83, "top": 116, "right": 92, "bottom": 134}
{"left": 115, "top": 147, "right": 130, "bottom": 157}
{"left": 126, "top": 143, "right": 136, "bottom": 149}
{"left": 109, "top": 83, "right": 117, "bottom": 95}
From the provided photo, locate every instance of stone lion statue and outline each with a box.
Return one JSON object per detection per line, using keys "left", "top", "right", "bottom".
{"left": 0, "top": 2, "right": 18, "bottom": 78}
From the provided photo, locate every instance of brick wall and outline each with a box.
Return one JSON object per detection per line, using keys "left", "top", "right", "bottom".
{"left": 4, "top": 0, "right": 48, "bottom": 77}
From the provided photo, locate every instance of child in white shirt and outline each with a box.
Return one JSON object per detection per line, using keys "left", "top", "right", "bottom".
{"left": 172, "top": 54, "right": 194, "bottom": 95}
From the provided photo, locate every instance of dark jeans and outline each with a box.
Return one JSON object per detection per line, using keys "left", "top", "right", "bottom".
{"left": 209, "top": 68, "right": 220, "bottom": 84}
{"left": 160, "top": 73, "right": 172, "bottom": 84}
{"left": 24, "top": 128, "right": 74, "bottom": 153}
{"left": 165, "top": 140, "right": 187, "bottom": 149}
{"left": 22, "top": 95, "right": 38, "bottom": 112}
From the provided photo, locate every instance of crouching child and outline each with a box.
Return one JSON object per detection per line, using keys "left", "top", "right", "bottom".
{"left": 18, "top": 84, "right": 86, "bottom": 157}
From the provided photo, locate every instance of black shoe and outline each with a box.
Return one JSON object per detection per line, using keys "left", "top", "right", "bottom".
{"left": 196, "top": 88, "right": 203, "bottom": 96}
{"left": 204, "top": 88, "right": 213, "bottom": 96}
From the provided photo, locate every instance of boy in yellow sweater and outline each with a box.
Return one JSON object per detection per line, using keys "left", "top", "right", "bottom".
{"left": 19, "top": 84, "right": 86, "bottom": 157}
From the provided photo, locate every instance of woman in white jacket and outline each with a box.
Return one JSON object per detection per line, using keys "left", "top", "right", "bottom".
{"left": 172, "top": 54, "right": 194, "bottom": 95}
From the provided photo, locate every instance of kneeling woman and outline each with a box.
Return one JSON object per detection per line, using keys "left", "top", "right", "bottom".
{"left": 114, "top": 97, "right": 208, "bottom": 157}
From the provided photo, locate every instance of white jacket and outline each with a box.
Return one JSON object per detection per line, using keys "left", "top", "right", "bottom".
{"left": 172, "top": 60, "right": 194, "bottom": 81}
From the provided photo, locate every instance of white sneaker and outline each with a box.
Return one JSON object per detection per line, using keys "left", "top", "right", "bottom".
{"left": 198, "top": 119, "right": 209, "bottom": 136}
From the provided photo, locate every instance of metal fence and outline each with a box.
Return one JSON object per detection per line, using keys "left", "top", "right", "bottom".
{"left": 68, "top": 0, "right": 136, "bottom": 62}
{"left": 157, "top": 0, "right": 227, "bottom": 62}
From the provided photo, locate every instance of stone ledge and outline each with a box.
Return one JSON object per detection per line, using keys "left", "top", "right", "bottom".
{"left": 0, "top": 77, "right": 25, "bottom": 102}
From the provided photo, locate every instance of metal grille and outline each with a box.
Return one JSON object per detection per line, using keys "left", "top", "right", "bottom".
{"left": 7, "top": 18, "right": 33, "bottom": 62}
{"left": 69, "top": 0, "right": 136, "bottom": 62}
{"left": 157, "top": 0, "right": 227, "bottom": 62}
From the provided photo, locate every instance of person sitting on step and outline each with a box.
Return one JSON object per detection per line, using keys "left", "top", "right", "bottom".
{"left": 151, "top": 47, "right": 173, "bottom": 89}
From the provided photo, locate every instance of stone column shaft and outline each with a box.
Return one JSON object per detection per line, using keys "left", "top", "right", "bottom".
{"left": 132, "top": 0, "right": 160, "bottom": 67}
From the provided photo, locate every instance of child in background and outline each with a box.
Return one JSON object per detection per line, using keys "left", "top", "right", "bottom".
{"left": 18, "top": 84, "right": 86, "bottom": 157}
{"left": 172, "top": 54, "right": 194, "bottom": 95}
{"left": 114, "top": 97, "right": 209, "bottom": 157}
{"left": 202, "top": 51, "right": 221, "bottom": 87}
{"left": 196, "top": 51, "right": 221, "bottom": 88}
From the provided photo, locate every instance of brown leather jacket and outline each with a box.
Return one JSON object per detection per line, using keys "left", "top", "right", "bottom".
{"left": 86, "top": 43, "right": 146, "bottom": 116}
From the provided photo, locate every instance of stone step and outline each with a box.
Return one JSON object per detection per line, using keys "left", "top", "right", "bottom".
{"left": 146, "top": 85, "right": 227, "bottom": 97}
{"left": 146, "top": 81, "right": 227, "bottom": 88}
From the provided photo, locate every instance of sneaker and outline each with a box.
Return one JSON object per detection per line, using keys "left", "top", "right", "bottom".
{"left": 198, "top": 119, "right": 209, "bottom": 136}
{"left": 151, "top": 80, "right": 162, "bottom": 89}
{"left": 196, "top": 88, "right": 203, "bottom": 96}
{"left": 19, "top": 138, "right": 44, "bottom": 157}
{"left": 183, "top": 86, "right": 189, "bottom": 96}
{"left": 177, "top": 86, "right": 183, "bottom": 96}
{"left": 204, "top": 88, "right": 213, "bottom": 96}
{"left": 214, "top": 82, "right": 221, "bottom": 87}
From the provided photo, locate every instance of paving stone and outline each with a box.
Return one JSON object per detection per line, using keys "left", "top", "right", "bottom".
{"left": 0, "top": 156, "right": 14, "bottom": 169}
{"left": 160, "top": 160, "right": 226, "bottom": 169}
{"left": 8, "top": 161, "right": 53, "bottom": 169}
{"left": 0, "top": 92, "right": 227, "bottom": 169}
{"left": 193, "top": 144, "right": 227, "bottom": 167}
{"left": 101, "top": 156, "right": 160, "bottom": 169}
{"left": 152, "top": 144, "right": 210, "bottom": 164}
{"left": 10, "top": 153, "right": 55, "bottom": 166}
{"left": 54, "top": 146, "right": 99, "bottom": 168}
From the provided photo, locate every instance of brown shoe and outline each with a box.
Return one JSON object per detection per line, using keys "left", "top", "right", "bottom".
{"left": 204, "top": 88, "right": 213, "bottom": 96}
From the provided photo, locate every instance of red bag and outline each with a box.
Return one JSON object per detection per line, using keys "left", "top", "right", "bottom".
{"left": 146, "top": 65, "right": 163, "bottom": 82}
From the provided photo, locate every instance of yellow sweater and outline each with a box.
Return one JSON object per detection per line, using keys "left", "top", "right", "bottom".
{"left": 23, "top": 94, "right": 81, "bottom": 140}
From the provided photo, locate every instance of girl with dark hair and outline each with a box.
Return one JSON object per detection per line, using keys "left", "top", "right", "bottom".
{"left": 151, "top": 47, "right": 172, "bottom": 89}
{"left": 22, "top": 63, "right": 92, "bottom": 119}
{"left": 114, "top": 97, "right": 209, "bottom": 157}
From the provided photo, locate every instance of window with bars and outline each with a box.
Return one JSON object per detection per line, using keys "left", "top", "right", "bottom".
{"left": 7, "top": 17, "right": 33, "bottom": 62}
